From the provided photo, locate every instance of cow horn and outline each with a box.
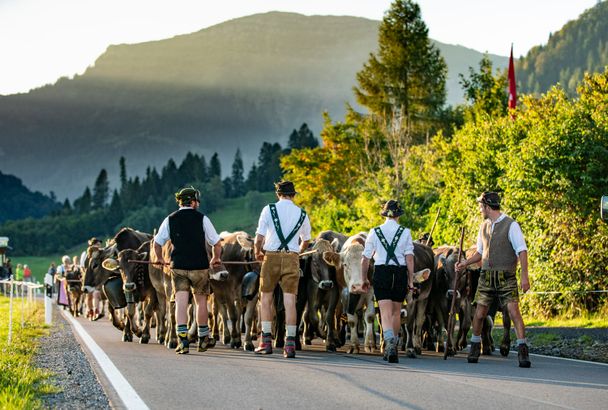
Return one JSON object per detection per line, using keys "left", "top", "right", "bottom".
{"left": 102, "top": 258, "right": 120, "bottom": 271}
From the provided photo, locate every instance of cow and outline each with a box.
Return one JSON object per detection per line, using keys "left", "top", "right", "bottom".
{"left": 301, "top": 230, "right": 347, "bottom": 352}
{"left": 82, "top": 228, "right": 152, "bottom": 340}
{"left": 324, "top": 232, "right": 376, "bottom": 354}
{"left": 401, "top": 242, "right": 436, "bottom": 358}
{"left": 429, "top": 245, "right": 471, "bottom": 355}
{"left": 102, "top": 241, "right": 164, "bottom": 345}
{"left": 82, "top": 242, "right": 125, "bottom": 332}
{"left": 209, "top": 231, "right": 256, "bottom": 349}
{"left": 65, "top": 265, "right": 84, "bottom": 317}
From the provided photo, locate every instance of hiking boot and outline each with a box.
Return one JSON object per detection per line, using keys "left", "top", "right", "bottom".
{"left": 283, "top": 337, "right": 296, "bottom": 358}
{"left": 175, "top": 338, "right": 189, "bottom": 355}
{"left": 254, "top": 333, "right": 273, "bottom": 355}
{"left": 468, "top": 342, "right": 481, "bottom": 363}
{"left": 386, "top": 338, "right": 398, "bottom": 363}
{"left": 198, "top": 335, "right": 212, "bottom": 352}
{"left": 87, "top": 309, "right": 94, "bottom": 320}
{"left": 518, "top": 343, "right": 531, "bottom": 368}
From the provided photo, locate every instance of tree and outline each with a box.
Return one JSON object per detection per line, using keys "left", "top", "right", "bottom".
{"left": 230, "top": 149, "right": 246, "bottom": 197}
{"left": 119, "top": 156, "right": 127, "bottom": 191}
{"left": 92, "top": 169, "right": 109, "bottom": 209}
{"left": 255, "top": 142, "right": 283, "bottom": 191}
{"left": 246, "top": 163, "right": 258, "bottom": 192}
{"left": 209, "top": 153, "right": 221, "bottom": 179}
{"left": 73, "top": 187, "right": 92, "bottom": 214}
{"left": 459, "top": 55, "right": 508, "bottom": 120}
{"left": 353, "top": 0, "right": 447, "bottom": 141}
{"left": 108, "top": 189, "right": 124, "bottom": 228}
{"left": 287, "top": 123, "right": 319, "bottom": 151}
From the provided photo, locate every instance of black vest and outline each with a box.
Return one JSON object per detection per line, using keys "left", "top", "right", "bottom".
{"left": 168, "top": 208, "right": 209, "bottom": 270}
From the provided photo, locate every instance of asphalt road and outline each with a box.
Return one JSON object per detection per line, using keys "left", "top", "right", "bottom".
{"left": 66, "top": 312, "right": 608, "bottom": 410}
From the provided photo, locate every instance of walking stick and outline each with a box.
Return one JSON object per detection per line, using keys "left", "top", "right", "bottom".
{"left": 444, "top": 226, "right": 465, "bottom": 360}
{"left": 426, "top": 208, "right": 441, "bottom": 246}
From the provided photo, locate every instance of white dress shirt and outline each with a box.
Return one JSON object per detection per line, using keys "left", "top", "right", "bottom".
{"left": 476, "top": 213, "right": 527, "bottom": 256}
{"left": 256, "top": 199, "right": 312, "bottom": 252}
{"left": 154, "top": 207, "right": 221, "bottom": 246}
{"left": 363, "top": 219, "right": 414, "bottom": 266}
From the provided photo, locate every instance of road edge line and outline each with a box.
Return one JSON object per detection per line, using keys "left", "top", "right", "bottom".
{"left": 61, "top": 310, "right": 149, "bottom": 409}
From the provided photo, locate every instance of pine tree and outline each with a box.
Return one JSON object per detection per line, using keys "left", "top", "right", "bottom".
{"left": 73, "top": 187, "right": 92, "bottom": 214}
{"left": 92, "top": 169, "right": 109, "bottom": 209}
{"left": 287, "top": 123, "right": 319, "bottom": 151}
{"left": 119, "top": 156, "right": 127, "bottom": 191}
{"left": 209, "top": 153, "right": 221, "bottom": 178}
{"left": 354, "top": 0, "right": 447, "bottom": 142}
{"left": 230, "top": 149, "right": 246, "bottom": 197}
{"left": 246, "top": 163, "right": 259, "bottom": 192}
{"left": 108, "top": 189, "right": 124, "bottom": 228}
{"left": 256, "top": 142, "right": 283, "bottom": 191}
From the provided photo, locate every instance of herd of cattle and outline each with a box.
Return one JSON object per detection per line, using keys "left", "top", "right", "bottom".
{"left": 70, "top": 227, "right": 512, "bottom": 359}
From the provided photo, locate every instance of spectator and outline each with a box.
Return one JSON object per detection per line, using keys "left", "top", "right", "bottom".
{"left": 15, "top": 263, "right": 24, "bottom": 281}
{"left": 56, "top": 256, "right": 71, "bottom": 309}
{"left": 23, "top": 264, "right": 32, "bottom": 282}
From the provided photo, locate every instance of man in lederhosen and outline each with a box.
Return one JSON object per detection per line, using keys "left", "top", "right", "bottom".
{"left": 456, "top": 191, "right": 531, "bottom": 367}
{"left": 253, "top": 181, "right": 311, "bottom": 358}
{"left": 153, "top": 187, "right": 222, "bottom": 355}
{"left": 361, "top": 200, "right": 415, "bottom": 363}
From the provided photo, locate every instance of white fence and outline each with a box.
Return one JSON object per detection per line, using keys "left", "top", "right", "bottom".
{"left": 0, "top": 279, "right": 44, "bottom": 345}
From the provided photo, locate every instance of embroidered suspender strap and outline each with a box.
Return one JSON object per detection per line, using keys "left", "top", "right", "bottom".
{"left": 269, "top": 204, "right": 307, "bottom": 251}
{"left": 374, "top": 226, "right": 405, "bottom": 265}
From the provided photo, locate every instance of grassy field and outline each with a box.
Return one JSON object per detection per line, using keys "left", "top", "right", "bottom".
{"left": 0, "top": 296, "right": 55, "bottom": 408}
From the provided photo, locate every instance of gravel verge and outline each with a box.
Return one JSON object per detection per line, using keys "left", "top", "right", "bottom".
{"left": 525, "top": 327, "right": 608, "bottom": 364}
{"left": 33, "top": 308, "right": 111, "bottom": 409}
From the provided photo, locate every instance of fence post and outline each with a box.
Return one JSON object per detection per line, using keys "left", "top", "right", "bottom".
{"left": 44, "top": 273, "right": 53, "bottom": 325}
{"left": 8, "top": 279, "right": 14, "bottom": 345}
{"left": 21, "top": 283, "right": 25, "bottom": 328}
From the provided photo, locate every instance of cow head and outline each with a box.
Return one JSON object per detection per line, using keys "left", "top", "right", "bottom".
{"left": 83, "top": 244, "right": 118, "bottom": 290}
{"left": 112, "top": 249, "right": 146, "bottom": 304}
{"left": 324, "top": 234, "right": 369, "bottom": 293}
{"left": 309, "top": 239, "right": 336, "bottom": 290}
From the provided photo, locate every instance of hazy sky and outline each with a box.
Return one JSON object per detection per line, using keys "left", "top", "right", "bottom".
{"left": 0, "top": 0, "right": 599, "bottom": 95}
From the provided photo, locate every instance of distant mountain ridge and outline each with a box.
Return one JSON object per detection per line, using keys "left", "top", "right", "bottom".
{"left": 0, "top": 12, "right": 507, "bottom": 200}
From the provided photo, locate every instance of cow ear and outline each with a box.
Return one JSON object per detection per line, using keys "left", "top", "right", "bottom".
{"left": 102, "top": 258, "right": 119, "bottom": 271}
{"left": 437, "top": 255, "right": 447, "bottom": 270}
{"left": 323, "top": 251, "right": 340, "bottom": 267}
{"left": 236, "top": 234, "right": 254, "bottom": 251}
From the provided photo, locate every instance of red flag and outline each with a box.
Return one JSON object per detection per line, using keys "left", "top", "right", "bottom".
{"left": 508, "top": 44, "right": 517, "bottom": 111}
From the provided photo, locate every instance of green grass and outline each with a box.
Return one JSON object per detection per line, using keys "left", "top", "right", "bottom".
{"left": 524, "top": 314, "right": 608, "bottom": 328}
{"left": 528, "top": 332, "right": 561, "bottom": 344}
{"left": 0, "top": 296, "right": 56, "bottom": 408}
{"left": 207, "top": 192, "right": 275, "bottom": 235}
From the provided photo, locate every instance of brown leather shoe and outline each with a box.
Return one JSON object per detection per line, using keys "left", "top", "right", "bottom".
{"left": 518, "top": 343, "right": 531, "bottom": 368}
{"left": 468, "top": 342, "right": 481, "bottom": 363}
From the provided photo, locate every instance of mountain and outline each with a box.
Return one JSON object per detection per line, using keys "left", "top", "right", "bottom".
{"left": 0, "top": 12, "right": 507, "bottom": 200}
{"left": 518, "top": 1, "right": 608, "bottom": 95}
{"left": 0, "top": 170, "right": 60, "bottom": 224}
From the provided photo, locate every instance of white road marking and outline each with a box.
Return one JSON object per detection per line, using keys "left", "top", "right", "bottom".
{"left": 61, "top": 310, "right": 149, "bottom": 410}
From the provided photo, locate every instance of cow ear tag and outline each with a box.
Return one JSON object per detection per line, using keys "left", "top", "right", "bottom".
{"left": 102, "top": 258, "right": 119, "bottom": 271}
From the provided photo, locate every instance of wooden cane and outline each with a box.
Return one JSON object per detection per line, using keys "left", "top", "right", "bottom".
{"left": 426, "top": 208, "right": 441, "bottom": 246}
{"left": 444, "top": 226, "right": 465, "bottom": 360}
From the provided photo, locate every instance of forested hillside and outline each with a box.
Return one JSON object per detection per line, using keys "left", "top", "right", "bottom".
{"left": 518, "top": 0, "right": 608, "bottom": 95}
{"left": 0, "top": 171, "right": 60, "bottom": 223}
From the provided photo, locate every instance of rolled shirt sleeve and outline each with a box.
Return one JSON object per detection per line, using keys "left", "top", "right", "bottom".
{"left": 509, "top": 221, "right": 528, "bottom": 255}
{"left": 203, "top": 216, "right": 221, "bottom": 246}
{"left": 362, "top": 228, "right": 376, "bottom": 259}
{"left": 255, "top": 206, "right": 270, "bottom": 237}
{"left": 403, "top": 229, "right": 414, "bottom": 256}
{"left": 154, "top": 217, "right": 170, "bottom": 246}
{"left": 299, "top": 215, "right": 312, "bottom": 242}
